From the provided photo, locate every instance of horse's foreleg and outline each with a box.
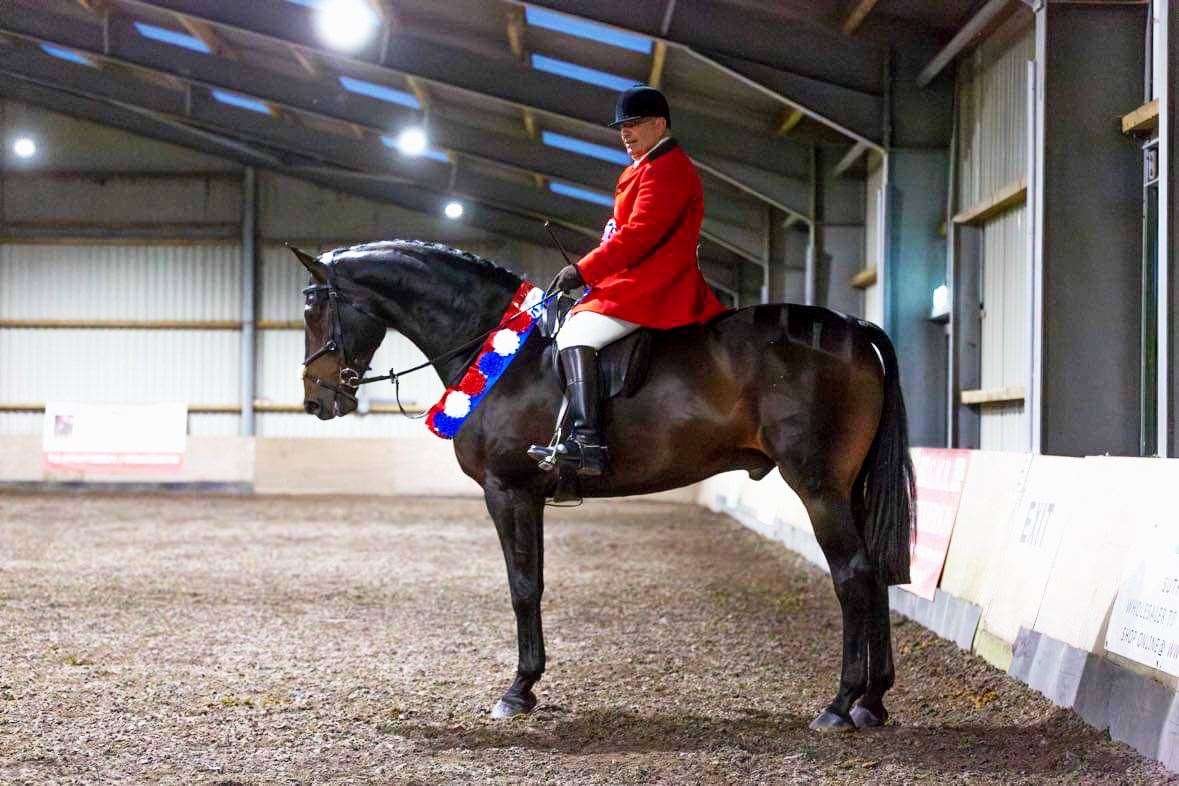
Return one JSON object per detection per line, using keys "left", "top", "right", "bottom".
{"left": 483, "top": 475, "right": 546, "bottom": 719}
{"left": 799, "top": 488, "right": 875, "bottom": 733}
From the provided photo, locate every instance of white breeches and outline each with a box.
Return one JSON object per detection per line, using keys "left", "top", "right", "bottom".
{"left": 555, "top": 311, "right": 641, "bottom": 351}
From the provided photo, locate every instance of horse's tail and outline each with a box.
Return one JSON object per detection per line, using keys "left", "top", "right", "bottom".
{"left": 854, "top": 321, "right": 916, "bottom": 586}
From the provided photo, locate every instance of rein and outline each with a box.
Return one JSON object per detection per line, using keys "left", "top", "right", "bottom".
{"left": 303, "top": 275, "right": 565, "bottom": 418}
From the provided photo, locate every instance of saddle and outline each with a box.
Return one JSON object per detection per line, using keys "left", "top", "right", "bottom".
{"left": 537, "top": 294, "right": 653, "bottom": 505}
{"left": 538, "top": 294, "right": 653, "bottom": 400}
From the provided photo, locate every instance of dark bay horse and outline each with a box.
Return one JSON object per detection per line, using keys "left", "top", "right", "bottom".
{"left": 293, "top": 240, "right": 915, "bottom": 732}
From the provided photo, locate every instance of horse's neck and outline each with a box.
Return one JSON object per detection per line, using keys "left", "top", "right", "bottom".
{"left": 357, "top": 256, "right": 519, "bottom": 384}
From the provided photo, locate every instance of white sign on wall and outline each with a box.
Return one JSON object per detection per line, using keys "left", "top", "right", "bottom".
{"left": 1105, "top": 519, "right": 1179, "bottom": 676}
{"left": 42, "top": 402, "right": 188, "bottom": 471}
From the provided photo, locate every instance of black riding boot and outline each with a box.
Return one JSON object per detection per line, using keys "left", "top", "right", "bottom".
{"left": 527, "top": 346, "right": 608, "bottom": 476}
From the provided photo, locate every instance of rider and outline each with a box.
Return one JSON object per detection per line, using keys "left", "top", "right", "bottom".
{"left": 527, "top": 84, "right": 729, "bottom": 477}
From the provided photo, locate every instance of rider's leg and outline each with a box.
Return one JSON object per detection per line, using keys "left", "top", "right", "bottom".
{"left": 554, "top": 311, "right": 640, "bottom": 352}
{"left": 528, "top": 311, "right": 639, "bottom": 476}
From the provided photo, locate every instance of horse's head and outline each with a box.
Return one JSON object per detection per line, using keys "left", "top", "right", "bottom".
{"left": 291, "top": 245, "right": 387, "bottom": 420}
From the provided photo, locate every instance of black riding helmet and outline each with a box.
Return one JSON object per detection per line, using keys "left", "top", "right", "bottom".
{"left": 609, "top": 85, "right": 671, "bottom": 128}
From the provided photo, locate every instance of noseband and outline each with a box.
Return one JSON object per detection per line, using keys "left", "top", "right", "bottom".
{"left": 301, "top": 282, "right": 384, "bottom": 406}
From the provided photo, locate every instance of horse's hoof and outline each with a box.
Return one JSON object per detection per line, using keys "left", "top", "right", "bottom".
{"left": 850, "top": 703, "right": 888, "bottom": 728}
{"left": 809, "top": 708, "right": 857, "bottom": 733}
{"left": 490, "top": 699, "right": 530, "bottom": 720}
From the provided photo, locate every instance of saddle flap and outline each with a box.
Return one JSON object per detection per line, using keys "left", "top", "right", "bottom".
{"left": 546, "top": 328, "right": 653, "bottom": 400}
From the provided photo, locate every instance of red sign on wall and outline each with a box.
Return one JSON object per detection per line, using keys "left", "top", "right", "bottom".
{"left": 900, "top": 448, "right": 971, "bottom": 600}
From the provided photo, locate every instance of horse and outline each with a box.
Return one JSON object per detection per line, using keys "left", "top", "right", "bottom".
{"left": 292, "top": 240, "right": 915, "bottom": 732}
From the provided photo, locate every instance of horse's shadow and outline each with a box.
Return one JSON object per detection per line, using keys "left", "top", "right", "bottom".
{"left": 388, "top": 705, "right": 1131, "bottom": 778}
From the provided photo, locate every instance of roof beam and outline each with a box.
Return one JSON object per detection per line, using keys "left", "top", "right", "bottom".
{"left": 841, "top": 0, "right": 881, "bottom": 35}
{"left": 0, "top": 14, "right": 782, "bottom": 241}
{"left": 508, "top": 0, "right": 885, "bottom": 146}
{"left": 918, "top": 0, "right": 1020, "bottom": 88}
{"left": 97, "top": 0, "right": 815, "bottom": 212}
{"left": 0, "top": 62, "right": 750, "bottom": 275}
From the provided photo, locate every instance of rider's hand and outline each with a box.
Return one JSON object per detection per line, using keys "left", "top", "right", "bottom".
{"left": 555, "top": 264, "right": 585, "bottom": 292}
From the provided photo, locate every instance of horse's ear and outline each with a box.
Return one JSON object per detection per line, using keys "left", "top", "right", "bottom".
{"left": 287, "top": 244, "right": 328, "bottom": 284}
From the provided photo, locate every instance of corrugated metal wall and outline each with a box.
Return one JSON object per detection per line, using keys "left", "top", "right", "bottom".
{"left": 958, "top": 22, "right": 1034, "bottom": 208}
{"left": 957, "top": 19, "right": 1034, "bottom": 451}
{"left": 979, "top": 207, "right": 1030, "bottom": 449}
{"left": 0, "top": 244, "right": 241, "bottom": 436}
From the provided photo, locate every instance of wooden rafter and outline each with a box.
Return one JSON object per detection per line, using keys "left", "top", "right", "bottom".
{"left": 506, "top": 6, "right": 526, "bottom": 61}
{"left": 289, "top": 46, "right": 322, "bottom": 78}
{"left": 841, "top": 0, "right": 881, "bottom": 35}
{"left": 405, "top": 75, "right": 429, "bottom": 109}
{"left": 522, "top": 108, "right": 539, "bottom": 140}
{"left": 176, "top": 16, "right": 237, "bottom": 60}
{"left": 648, "top": 40, "right": 667, "bottom": 89}
{"left": 775, "top": 108, "right": 804, "bottom": 136}
{"left": 832, "top": 141, "right": 868, "bottom": 178}
{"left": 77, "top": 0, "right": 109, "bottom": 13}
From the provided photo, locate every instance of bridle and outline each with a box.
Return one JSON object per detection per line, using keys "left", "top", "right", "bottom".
{"left": 302, "top": 273, "right": 569, "bottom": 416}
{"left": 301, "top": 281, "right": 385, "bottom": 408}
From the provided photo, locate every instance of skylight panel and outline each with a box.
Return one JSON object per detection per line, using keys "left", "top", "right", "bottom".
{"left": 550, "top": 181, "right": 614, "bottom": 207}
{"left": 542, "top": 130, "right": 630, "bottom": 166}
{"left": 211, "top": 90, "right": 272, "bottom": 115}
{"left": 339, "top": 76, "right": 421, "bottom": 109}
{"left": 39, "top": 43, "right": 96, "bottom": 67}
{"left": 524, "top": 7, "right": 652, "bottom": 54}
{"left": 530, "top": 54, "right": 634, "bottom": 92}
{"left": 133, "top": 22, "right": 212, "bottom": 54}
{"left": 380, "top": 136, "right": 450, "bottom": 163}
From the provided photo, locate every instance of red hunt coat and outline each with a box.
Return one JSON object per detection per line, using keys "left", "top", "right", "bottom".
{"left": 571, "top": 139, "right": 730, "bottom": 329}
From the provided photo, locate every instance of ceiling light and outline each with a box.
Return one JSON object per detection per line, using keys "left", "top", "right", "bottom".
{"left": 12, "top": 137, "right": 36, "bottom": 159}
{"left": 395, "top": 127, "right": 428, "bottom": 157}
{"left": 444, "top": 201, "right": 464, "bottom": 220}
{"left": 315, "top": 0, "right": 380, "bottom": 52}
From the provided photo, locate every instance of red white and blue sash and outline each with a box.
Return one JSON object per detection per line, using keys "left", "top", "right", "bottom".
{"left": 426, "top": 281, "right": 545, "bottom": 439}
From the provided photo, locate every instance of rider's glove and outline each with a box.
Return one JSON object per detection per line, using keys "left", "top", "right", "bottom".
{"left": 555, "top": 264, "right": 585, "bottom": 292}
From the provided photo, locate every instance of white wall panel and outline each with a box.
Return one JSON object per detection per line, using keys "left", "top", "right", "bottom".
{"left": 0, "top": 244, "right": 240, "bottom": 320}
{"left": 957, "top": 22, "right": 1035, "bottom": 210}
{"left": 980, "top": 206, "right": 1029, "bottom": 451}
{"left": 956, "top": 18, "right": 1034, "bottom": 452}
{"left": 0, "top": 327, "right": 239, "bottom": 404}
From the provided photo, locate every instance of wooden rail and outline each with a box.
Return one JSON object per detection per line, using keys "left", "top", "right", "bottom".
{"left": 952, "top": 179, "right": 1027, "bottom": 226}
{"left": 849, "top": 267, "right": 877, "bottom": 289}
{"left": 1122, "top": 99, "right": 1159, "bottom": 135}
{"left": 960, "top": 386, "right": 1025, "bottom": 406}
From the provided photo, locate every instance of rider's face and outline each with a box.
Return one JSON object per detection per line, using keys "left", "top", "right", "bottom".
{"left": 619, "top": 117, "right": 667, "bottom": 161}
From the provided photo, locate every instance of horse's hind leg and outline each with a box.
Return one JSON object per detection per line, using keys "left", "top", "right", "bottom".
{"left": 483, "top": 475, "right": 546, "bottom": 719}
{"left": 790, "top": 479, "right": 876, "bottom": 732}
{"left": 849, "top": 573, "right": 894, "bottom": 728}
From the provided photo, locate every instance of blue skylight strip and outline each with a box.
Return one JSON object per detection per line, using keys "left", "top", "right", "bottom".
{"left": 339, "top": 76, "right": 421, "bottom": 109}
{"left": 39, "top": 43, "right": 96, "bottom": 67}
{"left": 211, "top": 90, "right": 272, "bottom": 115}
{"left": 542, "top": 130, "right": 630, "bottom": 166}
{"left": 285, "top": 0, "right": 322, "bottom": 6}
{"left": 525, "top": 7, "right": 652, "bottom": 54}
{"left": 133, "top": 22, "right": 212, "bottom": 54}
{"left": 550, "top": 181, "right": 613, "bottom": 207}
{"left": 530, "top": 54, "right": 634, "bottom": 92}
